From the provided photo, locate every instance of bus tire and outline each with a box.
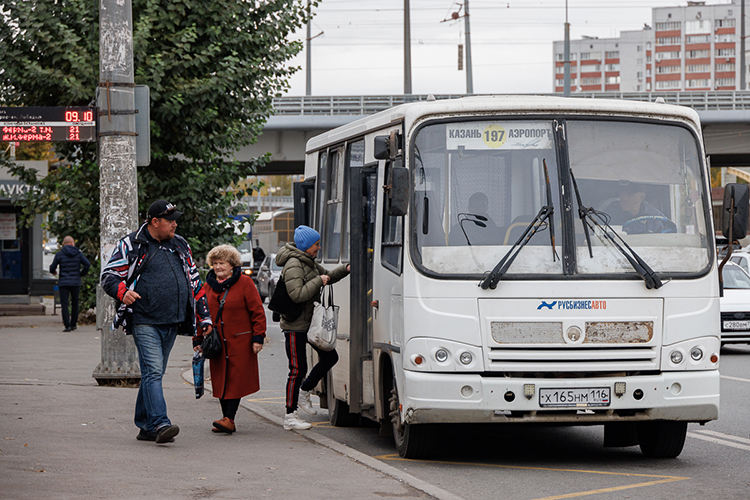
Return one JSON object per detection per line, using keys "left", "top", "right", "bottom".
{"left": 637, "top": 421, "right": 687, "bottom": 458}
{"left": 389, "top": 386, "right": 431, "bottom": 458}
{"left": 326, "top": 372, "right": 358, "bottom": 427}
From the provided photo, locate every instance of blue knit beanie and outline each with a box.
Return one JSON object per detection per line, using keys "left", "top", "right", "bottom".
{"left": 294, "top": 225, "right": 321, "bottom": 251}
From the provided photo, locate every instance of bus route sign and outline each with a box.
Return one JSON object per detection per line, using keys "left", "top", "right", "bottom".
{"left": 0, "top": 106, "right": 97, "bottom": 142}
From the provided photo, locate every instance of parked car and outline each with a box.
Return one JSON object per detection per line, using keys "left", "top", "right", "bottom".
{"left": 43, "top": 238, "right": 58, "bottom": 254}
{"left": 720, "top": 262, "right": 750, "bottom": 345}
{"left": 256, "top": 253, "right": 281, "bottom": 301}
{"left": 729, "top": 251, "right": 750, "bottom": 275}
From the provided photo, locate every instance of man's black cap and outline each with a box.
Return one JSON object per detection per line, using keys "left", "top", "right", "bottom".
{"left": 147, "top": 200, "right": 183, "bottom": 220}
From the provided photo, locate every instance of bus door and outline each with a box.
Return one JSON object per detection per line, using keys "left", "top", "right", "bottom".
{"left": 348, "top": 165, "right": 378, "bottom": 413}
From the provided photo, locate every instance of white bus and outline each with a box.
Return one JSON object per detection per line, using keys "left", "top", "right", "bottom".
{"left": 293, "top": 95, "right": 745, "bottom": 458}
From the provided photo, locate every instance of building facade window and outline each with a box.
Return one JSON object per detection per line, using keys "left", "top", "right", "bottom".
{"left": 716, "top": 33, "right": 735, "bottom": 42}
{"left": 685, "top": 19, "right": 710, "bottom": 34}
{"left": 581, "top": 77, "right": 601, "bottom": 85}
{"left": 657, "top": 65, "right": 681, "bottom": 74}
{"left": 716, "top": 63, "right": 736, "bottom": 71}
{"left": 637, "top": 45, "right": 643, "bottom": 52}
{"left": 656, "top": 21, "right": 681, "bottom": 30}
{"left": 605, "top": 51, "right": 619, "bottom": 58}
{"left": 580, "top": 63, "right": 601, "bottom": 72}
{"left": 656, "top": 80, "right": 681, "bottom": 89}
{"left": 717, "top": 48, "right": 736, "bottom": 57}
{"left": 657, "top": 36, "right": 681, "bottom": 45}
{"left": 686, "top": 49, "right": 709, "bottom": 58}
{"left": 605, "top": 63, "right": 620, "bottom": 71}
{"left": 647, "top": 54, "right": 652, "bottom": 63}
{"left": 716, "top": 77, "right": 736, "bottom": 86}
{"left": 656, "top": 51, "right": 681, "bottom": 61}
{"left": 605, "top": 76, "right": 620, "bottom": 84}
{"left": 687, "top": 79, "right": 710, "bottom": 88}
{"left": 715, "top": 18, "right": 736, "bottom": 28}
{"left": 687, "top": 64, "right": 710, "bottom": 72}
{"left": 580, "top": 51, "right": 601, "bottom": 60}
{"left": 686, "top": 35, "right": 710, "bottom": 43}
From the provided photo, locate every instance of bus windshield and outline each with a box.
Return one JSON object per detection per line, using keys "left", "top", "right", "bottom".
{"left": 411, "top": 118, "right": 711, "bottom": 279}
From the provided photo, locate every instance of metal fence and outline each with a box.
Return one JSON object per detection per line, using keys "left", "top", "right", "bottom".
{"left": 272, "top": 91, "right": 750, "bottom": 116}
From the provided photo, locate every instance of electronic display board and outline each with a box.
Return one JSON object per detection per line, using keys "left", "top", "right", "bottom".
{"left": 0, "top": 106, "right": 97, "bottom": 142}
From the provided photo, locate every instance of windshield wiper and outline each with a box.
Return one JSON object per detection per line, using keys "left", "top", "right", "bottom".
{"left": 480, "top": 160, "right": 558, "bottom": 290}
{"left": 569, "top": 168, "right": 663, "bottom": 290}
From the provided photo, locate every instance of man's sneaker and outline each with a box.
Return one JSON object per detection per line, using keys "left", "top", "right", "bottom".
{"left": 136, "top": 429, "right": 174, "bottom": 443}
{"left": 283, "top": 411, "right": 312, "bottom": 431}
{"left": 155, "top": 424, "right": 180, "bottom": 443}
{"left": 298, "top": 390, "right": 317, "bottom": 415}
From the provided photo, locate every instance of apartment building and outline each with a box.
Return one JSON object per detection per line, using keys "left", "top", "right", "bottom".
{"left": 553, "top": 0, "right": 748, "bottom": 92}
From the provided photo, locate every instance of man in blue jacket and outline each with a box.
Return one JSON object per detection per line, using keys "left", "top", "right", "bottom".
{"left": 49, "top": 236, "right": 91, "bottom": 332}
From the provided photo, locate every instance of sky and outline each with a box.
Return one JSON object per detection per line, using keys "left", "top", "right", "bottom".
{"left": 282, "top": 0, "right": 737, "bottom": 96}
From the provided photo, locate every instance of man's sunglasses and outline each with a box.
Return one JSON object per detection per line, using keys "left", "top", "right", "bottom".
{"left": 157, "top": 206, "right": 176, "bottom": 217}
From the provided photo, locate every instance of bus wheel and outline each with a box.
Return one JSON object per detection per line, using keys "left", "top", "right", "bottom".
{"left": 637, "top": 421, "right": 687, "bottom": 458}
{"left": 389, "top": 387, "right": 431, "bottom": 458}
{"left": 326, "top": 372, "right": 358, "bottom": 427}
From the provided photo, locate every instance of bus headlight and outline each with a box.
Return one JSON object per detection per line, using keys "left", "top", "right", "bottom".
{"left": 459, "top": 351, "right": 473, "bottom": 365}
{"left": 435, "top": 349, "right": 449, "bottom": 363}
{"left": 670, "top": 350, "right": 683, "bottom": 364}
{"left": 690, "top": 347, "right": 703, "bottom": 361}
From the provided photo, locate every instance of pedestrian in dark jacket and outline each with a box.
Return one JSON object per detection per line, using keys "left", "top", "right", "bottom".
{"left": 194, "top": 244, "right": 266, "bottom": 434}
{"left": 49, "top": 236, "right": 91, "bottom": 332}
{"left": 275, "top": 225, "right": 349, "bottom": 431}
{"left": 100, "top": 200, "right": 213, "bottom": 445}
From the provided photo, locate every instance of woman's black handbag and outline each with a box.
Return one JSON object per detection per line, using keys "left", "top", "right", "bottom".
{"left": 201, "top": 288, "right": 229, "bottom": 359}
{"left": 268, "top": 276, "right": 304, "bottom": 322}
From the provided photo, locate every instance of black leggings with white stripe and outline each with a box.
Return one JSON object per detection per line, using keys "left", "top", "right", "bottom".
{"left": 284, "top": 330, "right": 339, "bottom": 414}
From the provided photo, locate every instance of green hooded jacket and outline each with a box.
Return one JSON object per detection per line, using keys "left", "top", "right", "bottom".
{"left": 275, "top": 242, "right": 350, "bottom": 332}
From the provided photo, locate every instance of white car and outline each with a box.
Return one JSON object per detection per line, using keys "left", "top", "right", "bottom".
{"left": 720, "top": 262, "right": 750, "bottom": 345}
{"left": 729, "top": 251, "right": 750, "bottom": 275}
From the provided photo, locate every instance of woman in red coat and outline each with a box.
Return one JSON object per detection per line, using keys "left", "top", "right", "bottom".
{"left": 195, "top": 244, "right": 266, "bottom": 434}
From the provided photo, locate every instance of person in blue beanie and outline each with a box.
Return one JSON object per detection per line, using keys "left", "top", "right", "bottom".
{"left": 274, "top": 225, "right": 350, "bottom": 430}
{"left": 49, "top": 236, "right": 91, "bottom": 332}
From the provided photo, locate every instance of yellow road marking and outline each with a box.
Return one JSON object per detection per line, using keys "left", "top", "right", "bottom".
{"left": 374, "top": 454, "right": 689, "bottom": 500}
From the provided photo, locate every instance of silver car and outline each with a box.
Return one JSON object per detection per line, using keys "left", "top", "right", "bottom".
{"left": 256, "top": 253, "right": 281, "bottom": 301}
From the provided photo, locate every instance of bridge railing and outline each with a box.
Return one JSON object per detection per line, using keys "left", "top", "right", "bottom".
{"left": 273, "top": 91, "right": 750, "bottom": 115}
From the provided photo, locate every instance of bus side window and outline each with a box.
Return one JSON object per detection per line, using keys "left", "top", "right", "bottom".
{"left": 382, "top": 161, "right": 404, "bottom": 274}
{"left": 324, "top": 149, "right": 344, "bottom": 262}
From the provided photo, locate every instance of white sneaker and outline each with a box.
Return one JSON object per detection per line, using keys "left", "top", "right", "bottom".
{"left": 298, "top": 390, "right": 318, "bottom": 415}
{"left": 284, "top": 411, "right": 312, "bottom": 431}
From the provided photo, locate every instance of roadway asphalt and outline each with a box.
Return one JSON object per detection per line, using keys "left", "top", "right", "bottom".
{"left": 0, "top": 314, "right": 446, "bottom": 500}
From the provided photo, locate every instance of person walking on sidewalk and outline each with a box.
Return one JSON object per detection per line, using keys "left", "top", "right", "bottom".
{"left": 194, "top": 244, "right": 266, "bottom": 434}
{"left": 49, "top": 236, "right": 91, "bottom": 332}
{"left": 275, "top": 225, "right": 349, "bottom": 431}
{"left": 101, "top": 200, "right": 213, "bottom": 444}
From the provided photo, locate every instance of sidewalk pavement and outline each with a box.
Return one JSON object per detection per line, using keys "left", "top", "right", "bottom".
{"left": 0, "top": 315, "right": 435, "bottom": 500}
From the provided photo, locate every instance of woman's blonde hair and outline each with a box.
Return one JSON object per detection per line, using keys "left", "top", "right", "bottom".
{"left": 206, "top": 244, "right": 241, "bottom": 268}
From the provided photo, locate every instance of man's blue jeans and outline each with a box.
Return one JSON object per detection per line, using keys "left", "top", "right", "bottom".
{"left": 132, "top": 324, "right": 178, "bottom": 433}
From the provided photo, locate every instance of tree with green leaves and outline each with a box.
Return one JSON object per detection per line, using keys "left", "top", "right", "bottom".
{"left": 1, "top": 0, "right": 313, "bottom": 311}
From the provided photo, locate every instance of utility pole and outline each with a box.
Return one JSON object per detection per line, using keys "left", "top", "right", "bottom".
{"left": 464, "top": 0, "right": 474, "bottom": 94}
{"left": 306, "top": 0, "right": 312, "bottom": 96}
{"left": 741, "top": 0, "right": 746, "bottom": 90}
{"left": 93, "top": 0, "right": 140, "bottom": 384}
{"left": 404, "top": 0, "right": 413, "bottom": 95}
{"left": 563, "top": 0, "right": 571, "bottom": 97}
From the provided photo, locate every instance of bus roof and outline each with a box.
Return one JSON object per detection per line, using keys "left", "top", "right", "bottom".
{"left": 305, "top": 95, "right": 702, "bottom": 153}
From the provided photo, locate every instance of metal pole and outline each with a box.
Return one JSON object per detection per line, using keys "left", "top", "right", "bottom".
{"left": 306, "top": 0, "right": 312, "bottom": 96}
{"left": 564, "top": 0, "right": 571, "bottom": 97}
{"left": 742, "top": 0, "right": 746, "bottom": 90}
{"left": 93, "top": 0, "right": 140, "bottom": 384}
{"left": 404, "top": 0, "right": 412, "bottom": 95}
{"left": 464, "top": 0, "right": 474, "bottom": 94}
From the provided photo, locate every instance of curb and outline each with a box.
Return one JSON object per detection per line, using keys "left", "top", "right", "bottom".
{"left": 181, "top": 369, "right": 465, "bottom": 500}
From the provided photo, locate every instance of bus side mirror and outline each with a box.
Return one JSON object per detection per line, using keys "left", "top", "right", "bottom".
{"left": 374, "top": 136, "right": 389, "bottom": 160}
{"left": 387, "top": 165, "right": 409, "bottom": 216}
{"left": 722, "top": 183, "right": 749, "bottom": 240}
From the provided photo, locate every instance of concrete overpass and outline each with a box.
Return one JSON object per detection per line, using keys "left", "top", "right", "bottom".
{"left": 240, "top": 91, "right": 750, "bottom": 175}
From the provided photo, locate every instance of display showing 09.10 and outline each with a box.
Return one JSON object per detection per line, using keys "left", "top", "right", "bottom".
{"left": 0, "top": 106, "right": 97, "bottom": 142}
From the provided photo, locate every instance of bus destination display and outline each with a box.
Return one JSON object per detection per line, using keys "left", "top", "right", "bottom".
{"left": 0, "top": 106, "right": 96, "bottom": 142}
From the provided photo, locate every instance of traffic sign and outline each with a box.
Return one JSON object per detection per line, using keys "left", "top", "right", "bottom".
{"left": 0, "top": 106, "right": 97, "bottom": 142}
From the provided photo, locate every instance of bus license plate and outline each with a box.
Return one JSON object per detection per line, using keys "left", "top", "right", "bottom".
{"left": 723, "top": 320, "right": 750, "bottom": 331}
{"left": 539, "top": 387, "right": 611, "bottom": 408}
